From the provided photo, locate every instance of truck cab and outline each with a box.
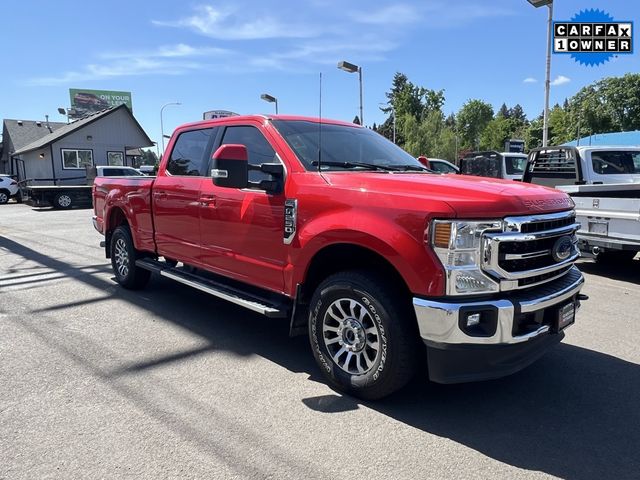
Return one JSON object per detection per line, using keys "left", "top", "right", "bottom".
{"left": 460, "top": 151, "right": 527, "bottom": 181}
{"left": 523, "top": 146, "right": 640, "bottom": 187}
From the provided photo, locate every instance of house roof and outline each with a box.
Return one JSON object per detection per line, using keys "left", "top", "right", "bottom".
{"left": 13, "top": 104, "right": 154, "bottom": 155}
{"left": 3, "top": 118, "right": 67, "bottom": 153}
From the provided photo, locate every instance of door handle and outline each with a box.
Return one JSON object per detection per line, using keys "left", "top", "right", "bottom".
{"left": 199, "top": 194, "right": 216, "bottom": 207}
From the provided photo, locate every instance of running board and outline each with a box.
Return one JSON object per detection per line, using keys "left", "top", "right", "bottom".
{"left": 135, "top": 259, "right": 288, "bottom": 318}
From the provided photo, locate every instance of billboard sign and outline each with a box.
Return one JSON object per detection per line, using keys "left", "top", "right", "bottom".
{"left": 203, "top": 110, "right": 239, "bottom": 120}
{"left": 69, "top": 89, "right": 133, "bottom": 119}
{"left": 505, "top": 139, "right": 526, "bottom": 153}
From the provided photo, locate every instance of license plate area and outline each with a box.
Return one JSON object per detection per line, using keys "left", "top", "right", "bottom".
{"left": 555, "top": 302, "right": 576, "bottom": 332}
{"left": 588, "top": 220, "right": 608, "bottom": 235}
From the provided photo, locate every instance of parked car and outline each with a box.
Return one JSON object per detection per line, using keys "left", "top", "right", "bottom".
{"left": 418, "top": 157, "right": 459, "bottom": 174}
{"left": 0, "top": 174, "right": 20, "bottom": 204}
{"left": 93, "top": 114, "right": 585, "bottom": 399}
{"left": 524, "top": 145, "right": 640, "bottom": 263}
{"left": 460, "top": 151, "right": 528, "bottom": 181}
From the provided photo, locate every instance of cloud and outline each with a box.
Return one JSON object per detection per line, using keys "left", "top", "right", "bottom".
{"left": 27, "top": 43, "right": 224, "bottom": 86}
{"left": 350, "top": 4, "right": 420, "bottom": 25}
{"left": 523, "top": 77, "right": 538, "bottom": 83}
{"left": 551, "top": 75, "right": 571, "bottom": 86}
{"left": 153, "top": 5, "right": 319, "bottom": 40}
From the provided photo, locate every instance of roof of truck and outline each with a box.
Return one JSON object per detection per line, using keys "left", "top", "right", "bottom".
{"left": 177, "top": 114, "right": 360, "bottom": 130}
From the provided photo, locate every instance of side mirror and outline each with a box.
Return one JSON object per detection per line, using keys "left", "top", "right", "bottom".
{"left": 417, "top": 156, "right": 430, "bottom": 168}
{"left": 211, "top": 144, "right": 248, "bottom": 188}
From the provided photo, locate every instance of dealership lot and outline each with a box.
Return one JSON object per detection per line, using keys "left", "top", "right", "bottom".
{"left": 1, "top": 203, "right": 639, "bottom": 480}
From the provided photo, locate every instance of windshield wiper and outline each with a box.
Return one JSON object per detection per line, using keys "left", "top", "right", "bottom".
{"left": 392, "top": 164, "right": 432, "bottom": 172}
{"left": 311, "top": 161, "right": 398, "bottom": 171}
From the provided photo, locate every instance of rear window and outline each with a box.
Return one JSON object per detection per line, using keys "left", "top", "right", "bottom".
{"left": 167, "top": 128, "right": 216, "bottom": 176}
{"left": 591, "top": 151, "right": 640, "bottom": 175}
{"left": 505, "top": 156, "right": 526, "bottom": 175}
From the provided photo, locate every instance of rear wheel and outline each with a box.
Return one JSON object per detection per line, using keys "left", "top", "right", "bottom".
{"left": 110, "top": 225, "right": 151, "bottom": 289}
{"left": 308, "top": 270, "right": 418, "bottom": 400}
{"left": 0, "top": 190, "right": 9, "bottom": 204}
{"left": 53, "top": 193, "right": 73, "bottom": 209}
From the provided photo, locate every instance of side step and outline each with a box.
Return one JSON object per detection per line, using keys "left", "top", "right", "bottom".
{"left": 136, "top": 259, "right": 288, "bottom": 318}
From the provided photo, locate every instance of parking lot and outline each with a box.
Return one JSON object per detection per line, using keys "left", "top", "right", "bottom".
{"left": 1, "top": 203, "right": 639, "bottom": 480}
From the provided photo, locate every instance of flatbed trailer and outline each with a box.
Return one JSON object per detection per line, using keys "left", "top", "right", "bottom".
{"left": 22, "top": 184, "right": 93, "bottom": 209}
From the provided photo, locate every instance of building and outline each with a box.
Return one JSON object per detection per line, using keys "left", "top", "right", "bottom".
{"left": 5, "top": 105, "right": 153, "bottom": 184}
{"left": 563, "top": 130, "right": 640, "bottom": 147}
{"left": 1, "top": 118, "right": 67, "bottom": 174}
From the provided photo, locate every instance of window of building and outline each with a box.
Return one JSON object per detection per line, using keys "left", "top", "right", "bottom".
{"left": 62, "top": 149, "right": 93, "bottom": 169}
{"left": 166, "top": 128, "right": 216, "bottom": 176}
{"left": 107, "top": 151, "right": 124, "bottom": 166}
{"left": 220, "top": 126, "right": 277, "bottom": 183}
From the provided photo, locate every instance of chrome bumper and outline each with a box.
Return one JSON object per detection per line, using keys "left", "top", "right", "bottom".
{"left": 413, "top": 266, "right": 584, "bottom": 346}
{"left": 92, "top": 215, "right": 101, "bottom": 234}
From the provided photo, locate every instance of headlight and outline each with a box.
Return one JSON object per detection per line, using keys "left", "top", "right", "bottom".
{"left": 431, "top": 220, "right": 502, "bottom": 295}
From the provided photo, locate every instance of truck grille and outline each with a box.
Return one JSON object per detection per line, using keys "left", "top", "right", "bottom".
{"left": 483, "top": 210, "right": 580, "bottom": 290}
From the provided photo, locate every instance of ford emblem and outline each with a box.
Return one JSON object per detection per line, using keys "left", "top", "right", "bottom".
{"left": 552, "top": 236, "right": 574, "bottom": 262}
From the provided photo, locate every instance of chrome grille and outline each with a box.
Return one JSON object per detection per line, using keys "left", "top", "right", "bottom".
{"left": 483, "top": 211, "right": 580, "bottom": 290}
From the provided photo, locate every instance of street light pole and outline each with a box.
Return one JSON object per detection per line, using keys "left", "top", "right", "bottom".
{"left": 338, "top": 60, "right": 363, "bottom": 125}
{"left": 160, "top": 102, "right": 181, "bottom": 154}
{"left": 260, "top": 93, "right": 278, "bottom": 114}
{"left": 527, "top": 0, "right": 554, "bottom": 147}
{"left": 542, "top": 2, "right": 553, "bottom": 147}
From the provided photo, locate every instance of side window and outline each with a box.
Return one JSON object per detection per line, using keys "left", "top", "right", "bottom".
{"left": 220, "top": 126, "right": 277, "bottom": 183}
{"left": 167, "top": 128, "right": 216, "bottom": 176}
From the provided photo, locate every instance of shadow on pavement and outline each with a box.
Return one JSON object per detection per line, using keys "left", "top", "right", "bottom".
{"left": 577, "top": 258, "right": 640, "bottom": 285}
{"left": 2, "top": 234, "right": 639, "bottom": 480}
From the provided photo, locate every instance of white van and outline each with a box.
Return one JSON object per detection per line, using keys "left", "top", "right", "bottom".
{"left": 459, "top": 151, "right": 527, "bottom": 181}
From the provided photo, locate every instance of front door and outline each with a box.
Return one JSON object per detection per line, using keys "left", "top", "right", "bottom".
{"left": 198, "top": 124, "right": 287, "bottom": 293}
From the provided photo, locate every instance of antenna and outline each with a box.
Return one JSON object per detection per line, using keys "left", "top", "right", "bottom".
{"left": 318, "top": 72, "right": 322, "bottom": 172}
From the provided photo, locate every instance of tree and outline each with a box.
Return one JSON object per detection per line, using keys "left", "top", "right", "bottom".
{"left": 457, "top": 100, "right": 494, "bottom": 149}
{"left": 140, "top": 149, "right": 158, "bottom": 165}
{"left": 480, "top": 116, "right": 516, "bottom": 151}
{"left": 353, "top": 115, "right": 361, "bottom": 125}
{"left": 509, "top": 104, "right": 527, "bottom": 125}
{"left": 498, "top": 103, "right": 510, "bottom": 119}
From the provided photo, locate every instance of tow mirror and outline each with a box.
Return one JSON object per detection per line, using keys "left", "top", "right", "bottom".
{"left": 418, "top": 156, "right": 430, "bottom": 168}
{"left": 211, "top": 144, "right": 248, "bottom": 188}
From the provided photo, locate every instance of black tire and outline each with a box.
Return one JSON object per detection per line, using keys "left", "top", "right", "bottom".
{"left": 53, "top": 192, "right": 73, "bottom": 209}
{"left": 308, "top": 270, "right": 418, "bottom": 400}
{"left": 110, "top": 225, "right": 151, "bottom": 290}
{"left": 596, "top": 250, "right": 637, "bottom": 264}
{"left": 0, "top": 189, "right": 9, "bottom": 204}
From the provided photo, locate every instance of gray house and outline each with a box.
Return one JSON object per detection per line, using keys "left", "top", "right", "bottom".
{"left": 10, "top": 105, "right": 153, "bottom": 185}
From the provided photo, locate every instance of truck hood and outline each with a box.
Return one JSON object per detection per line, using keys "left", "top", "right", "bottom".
{"left": 321, "top": 172, "right": 574, "bottom": 218}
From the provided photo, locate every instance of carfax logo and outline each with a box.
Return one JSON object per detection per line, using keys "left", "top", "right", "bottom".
{"left": 553, "top": 9, "right": 633, "bottom": 66}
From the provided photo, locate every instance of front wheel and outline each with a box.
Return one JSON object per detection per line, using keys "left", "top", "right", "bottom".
{"left": 0, "top": 190, "right": 9, "bottom": 204}
{"left": 110, "top": 225, "right": 151, "bottom": 290}
{"left": 308, "top": 270, "right": 418, "bottom": 400}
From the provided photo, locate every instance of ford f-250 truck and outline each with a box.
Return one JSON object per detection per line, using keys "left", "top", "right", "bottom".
{"left": 93, "top": 115, "right": 586, "bottom": 399}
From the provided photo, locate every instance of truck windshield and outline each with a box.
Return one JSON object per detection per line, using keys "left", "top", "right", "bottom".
{"left": 505, "top": 156, "right": 527, "bottom": 175}
{"left": 272, "top": 120, "right": 425, "bottom": 171}
{"left": 591, "top": 151, "right": 640, "bottom": 175}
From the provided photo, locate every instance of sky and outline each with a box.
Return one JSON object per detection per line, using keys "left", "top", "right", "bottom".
{"left": 1, "top": 0, "right": 638, "bottom": 153}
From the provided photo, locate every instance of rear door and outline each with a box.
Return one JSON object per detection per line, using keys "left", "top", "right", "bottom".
{"left": 198, "top": 122, "right": 287, "bottom": 292}
{"left": 153, "top": 127, "right": 219, "bottom": 263}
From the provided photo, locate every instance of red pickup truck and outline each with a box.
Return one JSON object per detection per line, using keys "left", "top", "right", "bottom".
{"left": 93, "top": 115, "right": 585, "bottom": 399}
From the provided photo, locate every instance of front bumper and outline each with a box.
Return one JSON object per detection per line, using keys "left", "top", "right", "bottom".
{"left": 413, "top": 266, "right": 584, "bottom": 383}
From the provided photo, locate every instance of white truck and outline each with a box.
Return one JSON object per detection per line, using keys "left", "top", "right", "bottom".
{"left": 524, "top": 146, "right": 640, "bottom": 263}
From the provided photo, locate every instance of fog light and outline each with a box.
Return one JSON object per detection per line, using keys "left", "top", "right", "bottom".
{"left": 466, "top": 313, "right": 481, "bottom": 327}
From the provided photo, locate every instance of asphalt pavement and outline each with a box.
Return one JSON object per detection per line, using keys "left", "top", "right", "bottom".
{"left": 1, "top": 203, "right": 639, "bottom": 480}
